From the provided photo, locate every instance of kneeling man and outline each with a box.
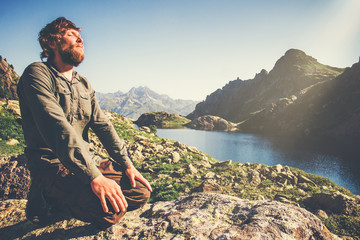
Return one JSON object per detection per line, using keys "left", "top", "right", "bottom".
{"left": 18, "top": 17, "right": 152, "bottom": 228}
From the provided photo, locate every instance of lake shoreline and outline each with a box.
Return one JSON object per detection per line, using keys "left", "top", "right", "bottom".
{"left": 157, "top": 128, "right": 360, "bottom": 195}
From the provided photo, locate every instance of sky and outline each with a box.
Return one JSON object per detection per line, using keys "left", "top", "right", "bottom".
{"left": 1, "top": 0, "right": 360, "bottom": 101}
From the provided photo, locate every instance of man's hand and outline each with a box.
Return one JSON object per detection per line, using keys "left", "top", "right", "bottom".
{"left": 125, "top": 165, "right": 153, "bottom": 192}
{"left": 90, "top": 175, "right": 127, "bottom": 213}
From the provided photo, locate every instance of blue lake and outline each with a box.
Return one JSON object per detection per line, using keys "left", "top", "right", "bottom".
{"left": 157, "top": 128, "right": 360, "bottom": 195}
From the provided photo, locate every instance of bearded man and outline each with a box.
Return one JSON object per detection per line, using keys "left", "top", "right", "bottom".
{"left": 17, "top": 17, "right": 152, "bottom": 228}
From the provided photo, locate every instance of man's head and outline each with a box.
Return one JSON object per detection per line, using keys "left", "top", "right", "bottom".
{"left": 39, "top": 17, "right": 84, "bottom": 66}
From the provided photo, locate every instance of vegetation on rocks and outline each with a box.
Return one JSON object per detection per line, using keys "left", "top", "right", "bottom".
{"left": 1, "top": 100, "right": 360, "bottom": 239}
{"left": 89, "top": 111, "right": 360, "bottom": 239}
{"left": 0, "top": 101, "right": 24, "bottom": 156}
{"left": 135, "top": 111, "right": 191, "bottom": 129}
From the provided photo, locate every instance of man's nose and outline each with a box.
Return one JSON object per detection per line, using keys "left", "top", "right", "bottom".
{"left": 77, "top": 36, "right": 83, "bottom": 43}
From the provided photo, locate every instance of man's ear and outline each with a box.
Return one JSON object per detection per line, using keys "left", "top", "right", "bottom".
{"left": 49, "top": 40, "right": 57, "bottom": 50}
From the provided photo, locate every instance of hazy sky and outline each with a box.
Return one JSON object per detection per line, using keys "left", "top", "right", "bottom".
{"left": 1, "top": 0, "right": 360, "bottom": 101}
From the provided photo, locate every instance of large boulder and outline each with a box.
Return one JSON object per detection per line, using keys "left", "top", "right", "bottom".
{"left": 0, "top": 193, "right": 339, "bottom": 239}
{"left": 303, "top": 192, "right": 357, "bottom": 215}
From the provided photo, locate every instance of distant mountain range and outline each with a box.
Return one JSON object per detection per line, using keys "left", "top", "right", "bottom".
{"left": 97, "top": 86, "right": 199, "bottom": 120}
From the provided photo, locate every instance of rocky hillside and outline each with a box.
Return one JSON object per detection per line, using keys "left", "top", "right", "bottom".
{"left": 239, "top": 62, "right": 360, "bottom": 140}
{"left": 1, "top": 108, "right": 360, "bottom": 238}
{"left": 1, "top": 57, "right": 359, "bottom": 238}
{"left": 0, "top": 56, "right": 19, "bottom": 100}
{"left": 187, "top": 49, "right": 343, "bottom": 124}
{"left": 97, "top": 86, "right": 198, "bottom": 120}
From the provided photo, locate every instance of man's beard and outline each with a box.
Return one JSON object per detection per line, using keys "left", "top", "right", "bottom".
{"left": 59, "top": 44, "right": 85, "bottom": 67}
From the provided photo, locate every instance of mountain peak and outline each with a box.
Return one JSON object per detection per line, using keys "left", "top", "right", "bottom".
{"left": 275, "top": 49, "right": 318, "bottom": 68}
{"left": 269, "top": 49, "right": 321, "bottom": 77}
{"left": 284, "top": 48, "right": 307, "bottom": 58}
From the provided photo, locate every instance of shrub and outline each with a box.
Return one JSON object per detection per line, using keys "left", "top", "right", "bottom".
{"left": 0, "top": 108, "right": 24, "bottom": 142}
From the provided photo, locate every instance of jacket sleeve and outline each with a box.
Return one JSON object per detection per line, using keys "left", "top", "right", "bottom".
{"left": 88, "top": 87, "right": 133, "bottom": 169}
{"left": 20, "top": 63, "right": 102, "bottom": 184}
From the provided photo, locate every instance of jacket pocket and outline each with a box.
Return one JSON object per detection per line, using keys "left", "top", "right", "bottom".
{"left": 79, "top": 91, "right": 92, "bottom": 118}
{"left": 55, "top": 85, "right": 72, "bottom": 118}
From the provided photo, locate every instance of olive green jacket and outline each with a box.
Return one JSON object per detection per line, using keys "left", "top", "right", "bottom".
{"left": 17, "top": 61, "right": 132, "bottom": 184}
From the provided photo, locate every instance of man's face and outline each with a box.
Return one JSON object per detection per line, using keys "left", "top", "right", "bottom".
{"left": 57, "top": 29, "right": 85, "bottom": 66}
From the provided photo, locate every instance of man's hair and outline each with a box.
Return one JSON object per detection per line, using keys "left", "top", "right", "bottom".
{"left": 38, "top": 17, "right": 81, "bottom": 60}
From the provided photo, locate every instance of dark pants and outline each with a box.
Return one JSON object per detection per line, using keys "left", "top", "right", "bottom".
{"left": 32, "top": 159, "right": 150, "bottom": 228}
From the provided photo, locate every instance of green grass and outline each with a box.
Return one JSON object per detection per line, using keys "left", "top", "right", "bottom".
{"left": 324, "top": 214, "right": 360, "bottom": 238}
{"left": 0, "top": 140, "right": 24, "bottom": 156}
{"left": 0, "top": 106, "right": 24, "bottom": 156}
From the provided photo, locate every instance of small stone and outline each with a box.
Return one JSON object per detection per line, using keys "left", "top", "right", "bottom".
{"left": 139, "top": 126, "right": 151, "bottom": 133}
{"left": 6, "top": 139, "right": 19, "bottom": 145}
{"left": 272, "top": 164, "right": 283, "bottom": 173}
{"left": 204, "top": 172, "right": 216, "bottom": 179}
{"left": 188, "top": 164, "right": 198, "bottom": 174}
{"left": 171, "top": 152, "right": 181, "bottom": 163}
{"left": 316, "top": 209, "right": 328, "bottom": 219}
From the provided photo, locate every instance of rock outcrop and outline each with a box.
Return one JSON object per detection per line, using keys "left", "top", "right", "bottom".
{"left": 185, "top": 115, "right": 237, "bottom": 131}
{"left": 0, "top": 56, "right": 19, "bottom": 100}
{"left": 303, "top": 192, "right": 357, "bottom": 215}
{"left": 135, "top": 111, "right": 190, "bottom": 128}
{"left": 0, "top": 193, "right": 340, "bottom": 239}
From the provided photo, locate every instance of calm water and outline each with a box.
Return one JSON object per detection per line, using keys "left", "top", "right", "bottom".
{"left": 157, "top": 128, "right": 360, "bottom": 195}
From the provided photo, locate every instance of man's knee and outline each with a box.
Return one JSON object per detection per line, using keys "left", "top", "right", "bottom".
{"left": 95, "top": 210, "right": 126, "bottom": 229}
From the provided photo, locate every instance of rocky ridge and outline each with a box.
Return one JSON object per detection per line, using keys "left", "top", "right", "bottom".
{"left": 239, "top": 62, "right": 360, "bottom": 140}
{"left": 187, "top": 49, "right": 343, "bottom": 125}
{"left": 0, "top": 56, "right": 19, "bottom": 100}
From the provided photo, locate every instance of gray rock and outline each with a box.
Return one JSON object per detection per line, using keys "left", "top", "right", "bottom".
{"left": 185, "top": 115, "right": 237, "bottom": 131}
{"left": 204, "top": 171, "right": 216, "bottom": 179}
{"left": 139, "top": 126, "right": 151, "bottom": 133}
{"left": 0, "top": 193, "right": 339, "bottom": 239}
{"left": 303, "top": 192, "right": 356, "bottom": 215}
{"left": 0, "top": 154, "right": 30, "bottom": 201}
{"left": 195, "top": 179, "right": 223, "bottom": 193}
{"left": 170, "top": 152, "right": 181, "bottom": 163}
{"left": 248, "top": 169, "right": 262, "bottom": 186}
{"left": 187, "top": 164, "right": 198, "bottom": 174}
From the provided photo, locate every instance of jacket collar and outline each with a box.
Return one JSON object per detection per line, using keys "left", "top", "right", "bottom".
{"left": 45, "top": 60, "right": 81, "bottom": 83}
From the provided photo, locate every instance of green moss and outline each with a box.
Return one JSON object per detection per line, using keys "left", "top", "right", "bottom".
{"left": 324, "top": 215, "right": 360, "bottom": 238}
